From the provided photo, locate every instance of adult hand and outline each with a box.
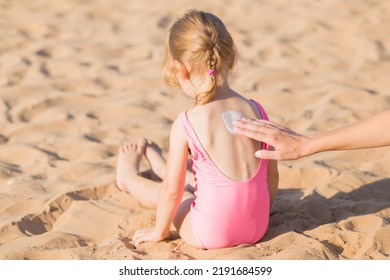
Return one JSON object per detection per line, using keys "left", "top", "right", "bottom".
{"left": 234, "top": 118, "right": 310, "bottom": 160}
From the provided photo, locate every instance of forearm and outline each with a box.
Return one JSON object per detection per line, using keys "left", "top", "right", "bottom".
{"left": 154, "top": 184, "right": 183, "bottom": 236}
{"left": 306, "top": 110, "right": 390, "bottom": 155}
{"left": 267, "top": 159, "right": 279, "bottom": 206}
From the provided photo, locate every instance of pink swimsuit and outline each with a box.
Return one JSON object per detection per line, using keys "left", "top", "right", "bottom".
{"left": 179, "top": 100, "right": 270, "bottom": 249}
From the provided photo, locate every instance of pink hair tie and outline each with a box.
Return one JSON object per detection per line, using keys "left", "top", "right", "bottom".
{"left": 208, "top": 69, "right": 215, "bottom": 76}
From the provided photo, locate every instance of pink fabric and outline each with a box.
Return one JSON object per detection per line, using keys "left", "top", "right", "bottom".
{"left": 178, "top": 100, "right": 270, "bottom": 249}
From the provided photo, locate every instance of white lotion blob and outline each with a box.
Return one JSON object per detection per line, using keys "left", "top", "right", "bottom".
{"left": 222, "top": 111, "right": 242, "bottom": 134}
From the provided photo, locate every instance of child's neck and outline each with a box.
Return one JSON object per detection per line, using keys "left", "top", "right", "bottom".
{"left": 213, "top": 80, "right": 236, "bottom": 100}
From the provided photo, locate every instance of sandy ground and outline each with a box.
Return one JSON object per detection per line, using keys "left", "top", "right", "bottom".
{"left": 0, "top": 0, "right": 389, "bottom": 260}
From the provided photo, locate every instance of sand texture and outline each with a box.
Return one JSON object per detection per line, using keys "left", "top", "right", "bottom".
{"left": 0, "top": 0, "right": 389, "bottom": 260}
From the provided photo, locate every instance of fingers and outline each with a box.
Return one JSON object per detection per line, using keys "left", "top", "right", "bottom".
{"left": 234, "top": 126, "right": 266, "bottom": 142}
{"left": 255, "top": 149, "right": 281, "bottom": 160}
{"left": 255, "top": 150, "right": 263, "bottom": 159}
{"left": 239, "top": 118, "right": 289, "bottom": 133}
{"left": 234, "top": 118, "right": 301, "bottom": 145}
{"left": 235, "top": 117, "right": 306, "bottom": 160}
{"left": 132, "top": 229, "right": 147, "bottom": 247}
{"left": 234, "top": 119, "right": 277, "bottom": 144}
{"left": 132, "top": 228, "right": 167, "bottom": 247}
{"left": 235, "top": 118, "right": 272, "bottom": 132}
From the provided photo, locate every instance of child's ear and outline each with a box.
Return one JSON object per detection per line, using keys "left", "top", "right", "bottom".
{"left": 174, "top": 60, "right": 190, "bottom": 80}
{"left": 181, "top": 65, "right": 190, "bottom": 80}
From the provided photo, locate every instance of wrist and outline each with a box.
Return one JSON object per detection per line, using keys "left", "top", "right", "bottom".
{"left": 154, "top": 225, "right": 171, "bottom": 238}
{"left": 301, "top": 134, "right": 318, "bottom": 157}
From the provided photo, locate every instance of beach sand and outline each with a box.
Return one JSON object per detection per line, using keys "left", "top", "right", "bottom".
{"left": 0, "top": 0, "right": 389, "bottom": 260}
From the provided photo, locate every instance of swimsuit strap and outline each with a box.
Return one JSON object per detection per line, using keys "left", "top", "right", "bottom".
{"left": 250, "top": 99, "right": 269, "bottom": 121}
{"left": 249, "top": 99, "right": 269, "bottom": 151}
{"left": 179, "top": 111, "right": 196, "bottom": 144}
{"left": 178, "top": 111, "right": 207, "bottom": 161}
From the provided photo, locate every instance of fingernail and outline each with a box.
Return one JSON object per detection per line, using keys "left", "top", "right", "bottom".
{"left": 255, "top": 151, "right": 262, "bottom": 158}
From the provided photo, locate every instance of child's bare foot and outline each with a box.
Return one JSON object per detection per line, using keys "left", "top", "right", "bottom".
{"left": 116, "top": 142, "right": 144, "bottom": 192}
{"left": 144, "top": 139, "right": 166, "bottom": 179}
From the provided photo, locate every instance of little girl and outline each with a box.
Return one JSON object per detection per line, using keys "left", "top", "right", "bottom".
{"left": 116, "top": 9, "right": 279, "bottom": 250}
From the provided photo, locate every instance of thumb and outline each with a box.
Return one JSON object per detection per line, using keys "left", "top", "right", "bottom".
{"left": 255, "top": 150, "right": 279, "bottom": 160}
{"left": 134, "top": 237, "right": 143, "bottom": 248}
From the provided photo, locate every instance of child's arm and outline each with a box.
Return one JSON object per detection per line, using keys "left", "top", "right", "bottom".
{"left": 133, "top": 118, "right": 188, "bottom": 246}
{"left": 266, "top": 149, "right": 279, "bottom": 207}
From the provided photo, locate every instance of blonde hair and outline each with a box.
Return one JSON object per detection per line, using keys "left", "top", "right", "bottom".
{"left": 163, "top": 9, "right": 237, "bottom": 105}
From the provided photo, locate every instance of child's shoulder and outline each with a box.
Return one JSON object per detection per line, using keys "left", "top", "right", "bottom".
{"left": 183, "top": 105, "right": 207, "bottom": 118}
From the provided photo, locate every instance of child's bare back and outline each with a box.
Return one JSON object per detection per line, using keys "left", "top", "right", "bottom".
{"left": 186, "top": 91, "right": 264, "bottom": 181}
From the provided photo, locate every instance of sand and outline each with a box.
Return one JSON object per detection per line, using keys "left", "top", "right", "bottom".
{"left": 0, "top": 0, "right": 389, "bottom": 260}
